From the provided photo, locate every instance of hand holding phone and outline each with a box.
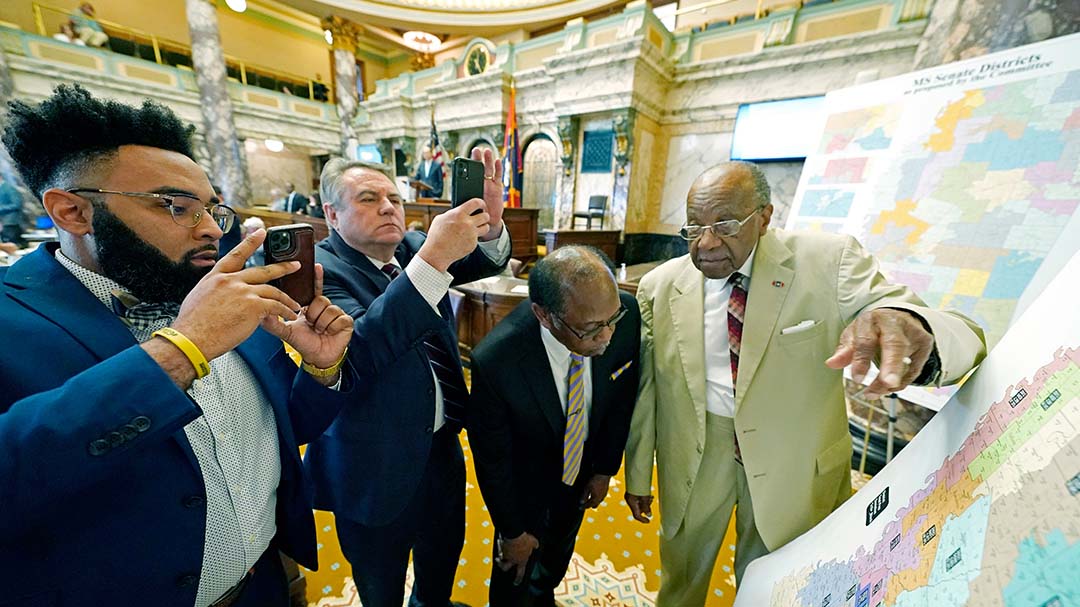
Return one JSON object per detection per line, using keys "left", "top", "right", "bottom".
{"left": 451, "top": 157, "right": 485, "bottom": 215}
{"left": 263, "top": 224, "right": 315, "bottom": 306}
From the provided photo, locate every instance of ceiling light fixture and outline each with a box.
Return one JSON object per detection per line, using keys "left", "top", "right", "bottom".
{"left": 324, "top": 29, "right": 334, "bottom": 45}
{"left": 264, "top": 139, "right": 285, "bottom": 152}
{"left": 403, "top": 30, "right": 442, "bottom": 53}
{"left": 225, "top": 0, "right": 247, "bottom": 12}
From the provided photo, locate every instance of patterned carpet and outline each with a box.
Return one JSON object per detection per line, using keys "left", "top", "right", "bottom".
{"left": 301, "top": 431, "right": 740, "bottom": 607}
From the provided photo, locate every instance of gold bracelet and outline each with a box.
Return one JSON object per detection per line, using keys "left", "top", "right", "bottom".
{"left": 301, "top": 346, "right": 348, "bottom": 379}
{"left": 152, "top": 328, "right": 211, "bottom": 379}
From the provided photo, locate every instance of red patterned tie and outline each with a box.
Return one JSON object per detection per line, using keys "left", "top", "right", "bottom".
{"left": 728, "top": 271, "right": 747, "bottom": 464}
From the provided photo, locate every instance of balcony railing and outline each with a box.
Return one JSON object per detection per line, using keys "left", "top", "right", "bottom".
{"left": 31, "top": 2, "right": 331, "bottom": 103}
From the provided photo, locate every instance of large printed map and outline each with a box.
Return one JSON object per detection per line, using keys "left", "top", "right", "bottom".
{"left": 787, "top": 34, "right": 1080, "bottom": 358}
{"left": 734, "top": 243, "right": 1080, "bottom": 607}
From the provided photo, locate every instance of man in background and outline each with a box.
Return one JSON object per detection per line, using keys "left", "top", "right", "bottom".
{"left": 282, "top": 182, "right": 309, "bottom": 215}
{"left": 624, "top": 161, "right": 986, "bottom": 606}
{"left": 469, "top": 246, "right": 640, "bottom": 606}
{"left": 71, "top": 2, "right": 109, "bottom": 48}
{"left": 413, "top": 145, "right": 443, "bottom": 199}
{"left": 303, "top": 149, "right": 510, "bottom": 607}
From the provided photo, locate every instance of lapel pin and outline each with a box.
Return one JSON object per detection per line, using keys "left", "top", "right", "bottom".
{"left": 772, "top": 280, "right": 785, "bottom": 288}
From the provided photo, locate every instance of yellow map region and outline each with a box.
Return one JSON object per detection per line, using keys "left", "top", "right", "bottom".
{"left": 926, "top": 90, "right": 985, "bottom": 152}
{"left": 884, "top": 470, "right": 978, "bottom": 602}
{"left": 869, "top": 199, "right": 930, "bottom": 245}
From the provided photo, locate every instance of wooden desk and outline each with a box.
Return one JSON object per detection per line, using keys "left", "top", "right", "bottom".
{"left": 543, "top": 229, "right": 621, "bottom": 261}
{"left": 404, "top": 202, "right": 540, "bottom": 263}
{"left": 453, "top": 276, "right": 529, "bottom": 353}
{"left": 235, "top": 207, "right": 329, "bottom": 242}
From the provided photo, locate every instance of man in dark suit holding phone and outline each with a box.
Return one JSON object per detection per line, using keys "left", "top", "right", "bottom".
{"left": 304, "top": 149, "right": 510, "bottom": 607}
{"left": 468, "top": 246, "right": 640, "bottom": 606}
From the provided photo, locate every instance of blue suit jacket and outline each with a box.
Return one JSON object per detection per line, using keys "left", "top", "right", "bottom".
{"left": 303, "top": 230, "right": 506, "bottom": 526}
{"left": 0, "top": 245, "right": 352, "bottom": 606}
{"left": 414, "top": 161, "right": 444, "bottom": 198}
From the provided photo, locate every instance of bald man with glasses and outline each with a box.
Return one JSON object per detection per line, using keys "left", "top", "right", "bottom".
{"left": 468, "top": 246, "right": 640, "bottom": 607}
{"left": 624, "top": 161, "right": 987, "bottom": 606}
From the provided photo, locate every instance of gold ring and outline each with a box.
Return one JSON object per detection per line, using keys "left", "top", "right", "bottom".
{"left": 484, "top": 173, "right": 496, "bottom": 181}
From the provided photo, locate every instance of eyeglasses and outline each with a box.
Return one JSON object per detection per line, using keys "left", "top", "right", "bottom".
{"left": 67, "top": 188, "right": 236, "bottom": 232}
{"left": 679, "top": 206, "right": 764, "bottom": 241}
{"left": 554, "top": 305, "right": 628, "bottom": 341}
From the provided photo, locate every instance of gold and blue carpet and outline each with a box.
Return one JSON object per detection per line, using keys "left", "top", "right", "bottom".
{"left": 301, "top": 432, "right": 740, "bottom": 607}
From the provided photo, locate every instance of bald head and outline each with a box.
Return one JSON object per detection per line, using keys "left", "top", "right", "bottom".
{"left": 687, "top": 161, "right": 771, "bottom": 218}
{"left": 684, "top": 161, "right": 774, "bottom": 280}
{"left": 529, "top": 245, "right": 616, "bottom": 315}
{"left": 530, "top": 246, "right": 621, "bottom": 356}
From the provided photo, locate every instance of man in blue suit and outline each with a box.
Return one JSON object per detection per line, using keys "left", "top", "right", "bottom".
{"left": 304, "top": 150, "right": 510, "bottom": 607}
{"left": 0, "top": 85, "right": 355, "bottom": 607}
{"left": 413, "top": 145, "right": 444, "bottom": 198}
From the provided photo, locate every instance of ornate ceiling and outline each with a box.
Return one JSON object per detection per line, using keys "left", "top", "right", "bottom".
{"left": 278, "top": 0, "right": 627, "bottom": 33}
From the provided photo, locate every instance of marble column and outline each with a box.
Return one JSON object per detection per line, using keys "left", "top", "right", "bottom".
{"left": 376, "top": 139, "right": 393, "bottom": 169}
{"left": 914, "top": 0, "right": 1080, "bottom": 69}
{"left": 609, "top": 108, "right": 636, "bottom": 233}
{"left": 555, "top": 115, "right": 579, "bottom": 229}
{"left": 323, "top": 16, "right": 361, "bottom": 158}
{"left": 185, "top": 0, "right": 251, "bottom": 206}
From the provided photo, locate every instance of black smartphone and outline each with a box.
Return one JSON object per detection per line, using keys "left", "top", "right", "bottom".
{"left": 451, "top": 157, "right": 485, "bottom": 214}
{"left": 263, "top": 224, "right": 315, "bottom": 307}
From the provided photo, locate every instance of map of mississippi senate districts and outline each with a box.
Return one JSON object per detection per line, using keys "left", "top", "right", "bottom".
{"left": 762, "top": 345, "right": 1080, "bottom": 607}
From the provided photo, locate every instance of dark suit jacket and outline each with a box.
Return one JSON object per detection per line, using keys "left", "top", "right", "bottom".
{"left": 304, "top": 230, "right": 506, "bottom": 525}
{"left": 0, "top": 244, "right": 354, "bottom": 606}
{"left": 284, "top": 191, "right": 309, "bottom": 214}
{"left": 414, "top": 161, "right": 444, "bottom": 198}
{"left": 468, "top": 291, "right": 640, "bottom": 539}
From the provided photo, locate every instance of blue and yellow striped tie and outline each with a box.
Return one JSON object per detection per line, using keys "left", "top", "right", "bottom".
{"left": 562, "top": 352, "right": 587, "bottom": 486}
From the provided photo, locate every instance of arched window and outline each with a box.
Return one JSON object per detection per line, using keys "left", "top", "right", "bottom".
{"left": 522, "top": 135, "right": 559, "bottom": 230}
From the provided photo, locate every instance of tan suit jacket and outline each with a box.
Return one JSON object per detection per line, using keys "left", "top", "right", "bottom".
{"left": 625, "top": 229, "right": 986, "bottom": 550}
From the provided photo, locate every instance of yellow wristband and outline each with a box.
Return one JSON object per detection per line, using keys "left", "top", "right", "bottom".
{"left": 301, "top": 346, "right": 348, "bottom": 379}
{"left": 153, "top": 328, "right": 211, "bottom": 379}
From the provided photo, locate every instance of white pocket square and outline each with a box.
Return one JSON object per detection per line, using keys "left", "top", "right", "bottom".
{"left": 780, "top": 319, "right": 819, "bottom": 335}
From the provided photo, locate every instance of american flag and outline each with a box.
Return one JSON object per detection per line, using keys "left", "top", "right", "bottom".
{"left": 429, "top": 105, "right": 446, "bottom": 180}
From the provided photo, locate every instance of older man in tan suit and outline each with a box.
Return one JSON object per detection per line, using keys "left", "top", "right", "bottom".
{"left": 624, "top": 161, "right": 986, "bottom": 606}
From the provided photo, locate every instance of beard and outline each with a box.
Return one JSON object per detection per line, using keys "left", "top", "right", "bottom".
{"left": 92, "top": 204, "right": 214, "bottom": 304}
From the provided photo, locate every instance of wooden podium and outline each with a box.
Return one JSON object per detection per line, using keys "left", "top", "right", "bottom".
{"left": 408, "top": 179, "right": 433, "bottom": 201}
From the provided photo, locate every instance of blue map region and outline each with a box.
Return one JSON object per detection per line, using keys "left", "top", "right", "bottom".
{"left": 856, "top": 127, "right": 892, "bottom": 150}
{"left": 893, "top": 495, "right": 992, "bottom": 607}
{"left": 962, "top": 128, "right": 1065, "bottom": 171}
{"left": 983, "top": 251, "right": 1042, "bottom": 299}
{"left": 1049, "top": 70, "right": 1080, "bottom": 104}
{"left": 942, "top": 294, "right": 980, "bottom": 320}
{"left": 1003, "top": 528, "right": 1080, "bottom": 607}
{"left": 799, "top": 190, "right": 855, "bottom": 217}
{"left": 795, "top": 559, "right": 860, "bottom": 607}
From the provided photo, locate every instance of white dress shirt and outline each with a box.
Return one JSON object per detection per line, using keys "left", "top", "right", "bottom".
{"left": 540, "top": 326, "right": 593, "bottom": 442}
{"left": 367, "top": 224, "right": 511, "bottom": 431}
{"left": 703, "top": 248, "right": 756, "bottom": 418}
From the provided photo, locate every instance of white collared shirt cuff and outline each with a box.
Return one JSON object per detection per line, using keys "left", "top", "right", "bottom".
{"left": 405, "top": 255, "right": 453, "bottom": 315}
{"left": 478, "top": 222, "right": 511, "bottom": 264}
